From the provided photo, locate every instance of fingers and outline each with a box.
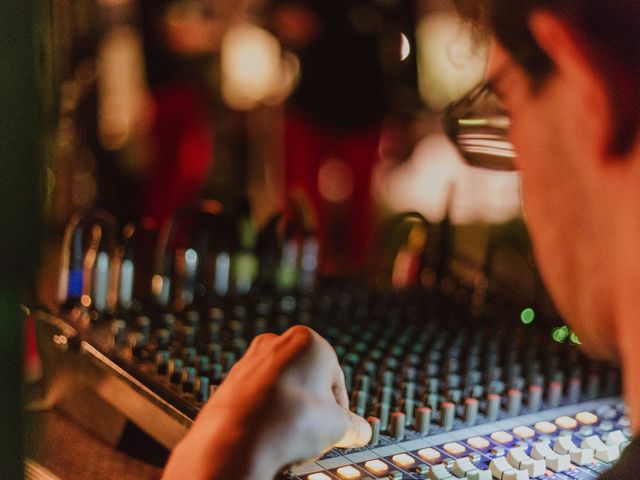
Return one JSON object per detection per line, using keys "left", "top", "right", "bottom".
{"left": 245, "top": 332, "right": 278, "bottom": 356}
{"left": 333, "top": 408, "right": 372, "bottom": 449}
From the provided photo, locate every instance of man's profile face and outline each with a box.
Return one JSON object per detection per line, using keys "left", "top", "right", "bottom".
{"left": 487, "top": 41, "right": 618, "bottom": 361}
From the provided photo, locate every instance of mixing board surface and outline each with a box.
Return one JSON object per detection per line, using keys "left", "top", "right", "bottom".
{"left": 36, "top": 285, "right": 626, "bottom": 479}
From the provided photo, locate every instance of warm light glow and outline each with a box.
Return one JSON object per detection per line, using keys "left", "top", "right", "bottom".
{"left": 400, "top": 33, "right": 411, "bottom": 61}
{"left": 97, "top": 26, "right": 146, "bottom": 150}
{"left": 221, "top": 24, "right": 283, "bottom": 110}
{"left": 375, "top": 134, "right": 521, "bottom": 224}
{"left": 416, "top": 13, "right": 487, "bottom": 109}
{"left": 318, "top": 158, "right": 355, "bottom": 203}
{"left": 81, "top": 294, "right": 92, "bottom": 308}
{"left": 152, "top": 274, "right": 164, "bottom": 296}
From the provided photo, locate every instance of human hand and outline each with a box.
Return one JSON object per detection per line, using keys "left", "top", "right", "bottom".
{"left": 162, "top": 326, "right": 371, "bottom": 480}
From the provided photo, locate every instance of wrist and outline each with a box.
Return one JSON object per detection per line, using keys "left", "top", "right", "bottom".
{"left": 165, "top": 414, "right": 281, "bottom": 480}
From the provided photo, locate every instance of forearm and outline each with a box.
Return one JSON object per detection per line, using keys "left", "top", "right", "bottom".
{"left": 163, "top": 417, "right": 280, "bottom": 480}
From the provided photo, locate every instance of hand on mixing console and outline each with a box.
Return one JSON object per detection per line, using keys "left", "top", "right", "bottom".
{"left": 162, "top": 325, "right": 372, "bottom": 480}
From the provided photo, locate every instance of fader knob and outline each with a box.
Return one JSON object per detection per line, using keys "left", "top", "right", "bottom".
{"left": 528, "top": 385, "right": 543, "bottom": 412}
{"left": 183, "top": 326, "right": 196, "bottom": 347}
{"left": 156, "top": 328, "right": 170, "bottom": 349}
{"left": 390, "top": 412, "right": 406, "bottom": 441}
{"left": 548, "top": 381, "right": 563, "bottom": 408}
{"left": 440, "top": 402, "right": 455, "bottom": 431}
{"left": 162, "top": 313, "right": 176, "bottom": 334}
{"left": 195, "top": 376, "right": 210, "bottom": 402}
{"left": 367, "top": 417, "right": 381, "bottom": 446}
{"left": 181, "top": 366, "right": 196, "bottom": 393}
{"left": 111, "top": 319, "right": 126, "bottom": 345}
{"left": 463, "top": 397, "right": 479, "bottom": 426}
{"left": 507, "top": 389, "right": 523, "bottom": 417}
{"left": 155, "top": 350, "right": 170, "bottom": 375}
{"left": 135, "top": 316, "right": 151, "bottom": 342}
{"left": 169, "top": 358, "right": 183, "bottom": 384}
{"left": 415, "top": 407, "right": 432, "bottom": 435}
{"left": 486, "top": 393, "right": 501, "bottom": 422}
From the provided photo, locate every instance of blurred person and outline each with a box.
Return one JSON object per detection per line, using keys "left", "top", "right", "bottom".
{"left": 268, "top": 0, "right": 418, "bottom": 276}
{"left": 163, "top": 0, "right": 640, "bottom": 479}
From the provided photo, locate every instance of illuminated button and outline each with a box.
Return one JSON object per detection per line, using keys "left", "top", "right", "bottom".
{"left": 467, "top": 436, "right": 490, "bottom": 450}
{"left": 443, "top": 442, "right": 466, "bottom": 456}
{"left": 392, "top": 453, "right": 415, "bottom": 468}
{"left": 418, "top": 448, "right": 442, "bottom": 462}
{"left": 308, "top": 474, "right": 332, "bottom": 480}
{"left": 555, "top": 416, "right": 578, "bottom": 430}
{"left": 364, "top": 459, "right": 388, "bottom": 475}
{"left": 534, "top": 421, "right": 557, "bottom": 434}
{"left": 491, "top": 431, "right": 514, "bottom": 444}
{"left": 387, "top": 472, "right": 402, "bottom": 480}
{"left": 513, "top": 426, "right": 535, "bottom": 439}
{"left": 336, "top": 466, "right": 361, "bottom": 479}
{"left": 575, "top": 411, "right": 598, "bottom": 425}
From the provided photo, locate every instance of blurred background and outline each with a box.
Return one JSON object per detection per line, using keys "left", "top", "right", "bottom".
{"left": 37, "top": 0, "right": 542, "bottom": 304}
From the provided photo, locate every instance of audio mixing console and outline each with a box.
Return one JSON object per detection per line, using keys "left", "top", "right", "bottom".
{"left": 35, "top": 286, "right": 627, "bottom": 480}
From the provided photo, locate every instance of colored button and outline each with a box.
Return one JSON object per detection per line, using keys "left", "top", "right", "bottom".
{"left": 555, "top": 416, "right": 578, "bottom": 430}
{"left": 491, "top": 431, "right": 514, "bottom": 444}
{"left": 534, "top": 421, "right": 557, "bottom": 434}
{"left": 308, "top": 474, "right": 331, "bottom": 480}
{"left": 364, "top": 460, "right": 388, "bottom": 475}
{"left": 392, "top": 453, "right": 415, "bottom": 468}
{"left": 512, "top": 426, "right": 535, "bottom": 439}
{"left": 418, "top": 447, "right": 442, "bottom": 462}
{"left": 336, "top": 466, "right": 361, "bottom": 479}
{"left": 575, "top": 411, "right": 598, "bottom": 425}
{"left": 467, "top": 436, "right": 490, "bottom": 450}
{"left": 443, "top": 442, "right": 466, "bottom": 456}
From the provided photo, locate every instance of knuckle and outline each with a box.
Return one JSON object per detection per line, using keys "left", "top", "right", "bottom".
{"left": 285, "top": 324, "right": 315, "bottom": 342}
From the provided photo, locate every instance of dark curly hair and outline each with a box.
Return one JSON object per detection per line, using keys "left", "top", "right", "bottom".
{"left": 453, "top": 0, "right": 640, "bottom": 154}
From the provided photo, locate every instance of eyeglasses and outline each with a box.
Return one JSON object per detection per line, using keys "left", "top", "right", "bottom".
{"left": 442, "top": 81, "right": 516, "bottom": 171}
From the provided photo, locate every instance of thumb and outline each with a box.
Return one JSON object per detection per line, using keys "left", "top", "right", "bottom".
{"left": 333, "top": 408, "right": 372, "bottom": 448}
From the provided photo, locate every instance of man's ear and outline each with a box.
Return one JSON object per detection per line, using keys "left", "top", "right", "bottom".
{"left": 528, "top": 11, "right": 614, "bottom": 160}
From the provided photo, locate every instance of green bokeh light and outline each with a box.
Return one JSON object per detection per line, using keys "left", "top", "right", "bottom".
{"left": 520, "top": 307, "right": 536, "bottom": 324}
{"left": 552, "top": 326, "right": 570, "bottom": 343}
{"left": 570, "top": 332, "right": 582, "bottom": 345}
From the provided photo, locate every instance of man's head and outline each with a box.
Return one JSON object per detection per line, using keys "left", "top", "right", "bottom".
{"left": 452, "top": 0, "right": 640, "bottom": 362}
